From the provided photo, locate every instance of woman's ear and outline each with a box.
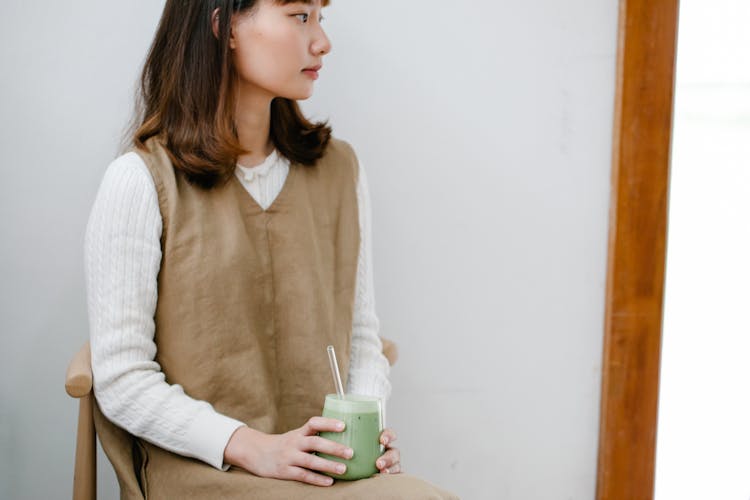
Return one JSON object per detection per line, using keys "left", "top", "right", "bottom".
{"left": 228, "top": 18, "right": 237, "bottom": 49}
{"left": 213, "top": 8, "right": 238, "bottom": 49}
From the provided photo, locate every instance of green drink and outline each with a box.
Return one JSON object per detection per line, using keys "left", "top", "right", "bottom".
{"left": 316, "top": 394, "right": 384, "bottom": 481}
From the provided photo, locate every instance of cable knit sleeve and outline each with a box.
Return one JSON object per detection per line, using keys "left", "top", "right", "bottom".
{"left": 84, "top": 153, "right": 245, "bottom": 471}
{"left": 345, "top": 161, "right": 393, "bottom": 424}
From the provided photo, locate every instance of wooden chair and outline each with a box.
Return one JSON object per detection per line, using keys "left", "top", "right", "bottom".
{"left": 65, "top": 338, "right": 399, "bottom": 500}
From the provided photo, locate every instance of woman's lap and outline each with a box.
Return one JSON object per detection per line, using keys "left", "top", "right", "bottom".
{"left": 143, "top": 443, "right": 459, "bottom": 499}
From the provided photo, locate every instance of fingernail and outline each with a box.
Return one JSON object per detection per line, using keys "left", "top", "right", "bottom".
{"left": 345, "top": 448, "right": 354, "bottom": 459}
{"left": 337, "top": 464, "right": 346, "bottom": 474}
{"left": 382, "top": 437, "right": 389, "bottom": 445}
{"left": 337, "top": 422, "right": 345, "bottom": 430}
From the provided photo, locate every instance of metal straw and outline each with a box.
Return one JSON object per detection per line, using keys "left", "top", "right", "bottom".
{"left": 327, "top": 345, "right": 346, "bottom": 399}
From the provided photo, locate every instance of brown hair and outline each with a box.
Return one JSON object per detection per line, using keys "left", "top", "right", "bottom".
{"left": 128, "top": 0, "right": 332, "bottom": 189}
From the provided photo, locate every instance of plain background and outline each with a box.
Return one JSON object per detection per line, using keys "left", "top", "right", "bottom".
{"left": 0, "top": 1, "right": 618, "bottom": 498}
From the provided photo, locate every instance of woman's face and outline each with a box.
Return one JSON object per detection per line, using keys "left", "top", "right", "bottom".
{"left": 230, "top": 0, "right": 331, "bottom": 101}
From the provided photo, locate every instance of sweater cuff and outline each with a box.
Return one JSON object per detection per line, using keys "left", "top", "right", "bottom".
{"left": 185, "top": 406, "right": 246, "bottom": 471}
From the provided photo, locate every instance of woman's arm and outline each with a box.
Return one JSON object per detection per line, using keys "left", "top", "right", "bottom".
{"left": 345, "top": 160, "right": 401, "bottom": 475}
{"left": 346, "top": 161, "right": 393, "bottom": 423}
{"left": 84, "top": 154, "right": 245, "bottom": 470}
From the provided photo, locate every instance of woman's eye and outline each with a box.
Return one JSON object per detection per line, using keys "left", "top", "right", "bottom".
{"left": 294, "top": 13, "right": 309, "bottom": 23}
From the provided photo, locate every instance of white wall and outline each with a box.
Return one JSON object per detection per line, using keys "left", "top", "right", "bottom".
{"left": 0, "top": 1, "right": 618, "bottom": 499}
{"left": 0, "top": 3, "right": 165, "bottom": 499}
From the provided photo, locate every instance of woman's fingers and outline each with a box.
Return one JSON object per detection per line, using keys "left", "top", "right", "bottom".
{"left": 301, "top": 416, "right": 345, "bottom": 435}
{"left": 296, "top": 450, "right": 348, "bottom": 476}
{"left": 304, "top": 435, "right": 354, "bottom": 460}
{"left": 377, "top": 428, "right": 401, "bottom": 474}
{"left": 284, "top": 465, "right": 335, "bottom": 487}
{"left": 385, "top": 462, "right": 401, "bottom": 474}
{"left": 379, "top": 428, "right": 398, "bottom": 446}
{"left": 376, "top": 446, "right": 401, "bottom": 473}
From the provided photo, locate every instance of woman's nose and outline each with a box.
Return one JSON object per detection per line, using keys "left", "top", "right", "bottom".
{"left": 312, "top": 28, "right": 332, "bottom": 56}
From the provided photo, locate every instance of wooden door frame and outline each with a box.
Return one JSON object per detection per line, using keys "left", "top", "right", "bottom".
{"left": 596, "top": 0, "right": 680, "bottom": 498}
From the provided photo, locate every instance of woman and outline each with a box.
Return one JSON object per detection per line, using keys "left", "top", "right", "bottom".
{"left": 84, "top": 0, "right": 458, "bottom": 498}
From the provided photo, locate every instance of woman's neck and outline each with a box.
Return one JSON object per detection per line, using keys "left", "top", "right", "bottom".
{"left": 234, "top": 86, "right": 275, "bottom": 167}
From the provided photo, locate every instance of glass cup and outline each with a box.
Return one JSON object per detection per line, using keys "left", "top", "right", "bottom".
{"left": 315, "top": 394, "right": 385, "bottom": 481}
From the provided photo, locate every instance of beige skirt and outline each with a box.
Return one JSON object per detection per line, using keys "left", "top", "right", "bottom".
{"left": 139, "top": 440, "right": 460, "bottom": 500}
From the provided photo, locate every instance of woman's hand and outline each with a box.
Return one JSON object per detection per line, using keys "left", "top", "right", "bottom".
{"left": 376, "top": 428, "right": 401, "bottom": 474}
{"left": 223, "top": 417, "right": 354, "bottom": 487}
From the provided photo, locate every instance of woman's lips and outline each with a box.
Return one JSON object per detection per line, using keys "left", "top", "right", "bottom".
{"left": 302, "top": 69, "right": 319, "bottom": 80}
{"left": 302, "top": 64, "right": 322, "bottom": 80}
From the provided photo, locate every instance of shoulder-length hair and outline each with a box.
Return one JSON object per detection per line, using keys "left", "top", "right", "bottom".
{"left": 128, "top": 0, "right": 332, "bottom": 189}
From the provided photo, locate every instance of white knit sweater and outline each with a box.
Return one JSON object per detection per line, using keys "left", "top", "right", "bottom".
{"left": 84, "top": 146, "right": 391, "bottom": 471}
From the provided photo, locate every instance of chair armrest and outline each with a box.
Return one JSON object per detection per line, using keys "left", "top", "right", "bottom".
{"left": 65, "top": 341, "right": 93, "bottom": 398}
{"left": 380, "top": 337, "right": 398, "bottom": 366}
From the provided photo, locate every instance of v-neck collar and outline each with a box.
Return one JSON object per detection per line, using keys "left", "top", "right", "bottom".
{"left": 231, "top": 161, "right": 297, "bottom": 215}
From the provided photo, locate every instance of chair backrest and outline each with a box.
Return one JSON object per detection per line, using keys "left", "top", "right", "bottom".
{"left": 65, "top": 342, "right": 96, "bottom": 500}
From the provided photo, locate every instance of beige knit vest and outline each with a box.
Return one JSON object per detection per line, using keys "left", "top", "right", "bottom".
{"left": 93, "top": 136, "right": 459, "bottom": 500}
